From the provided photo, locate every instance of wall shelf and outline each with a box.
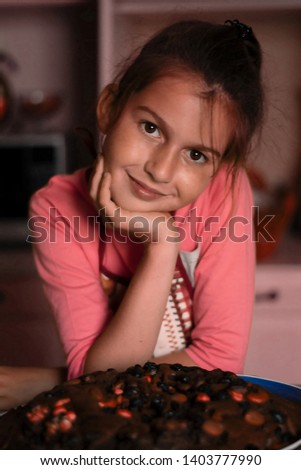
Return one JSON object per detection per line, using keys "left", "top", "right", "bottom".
{"left": 114, "top": 0, "right": 301, "bottom": 15}
{"left": 98, "top": 0, "right": 301, "bottom": 87}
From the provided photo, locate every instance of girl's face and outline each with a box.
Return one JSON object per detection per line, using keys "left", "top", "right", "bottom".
{"left": 99, "top": 73, "right": 234, "bottom": 213}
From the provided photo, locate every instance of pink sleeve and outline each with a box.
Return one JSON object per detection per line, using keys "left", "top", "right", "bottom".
{"left": 29, "top": 175, "right": 111, "bottom": 379}
{"left": 185, "top": 168, "right": 255, "bottom": 373}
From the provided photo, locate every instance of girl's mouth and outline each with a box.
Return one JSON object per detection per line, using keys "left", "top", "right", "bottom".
{"left": 127, "top": 174, "right": 168, "bottom": 201}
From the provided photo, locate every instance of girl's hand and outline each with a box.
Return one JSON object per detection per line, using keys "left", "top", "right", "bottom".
{"left": 88, "top": 154, "right": 105, "bottom": 208}
{"left": 89, "top": 156, "right": 180, "bottom": 246}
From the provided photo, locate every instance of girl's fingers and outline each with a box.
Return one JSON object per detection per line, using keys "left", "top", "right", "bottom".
{"left": 92, "top": 168, "right": 179, "bottom": 243}
{"left": 89, "top": 156, "right": 104, "bottom": 201}
{"left": 99, "top": 172, "right": 114, "bottom": 211}
{"left": 98, "top": 173, "right": 133, "bottom": 230}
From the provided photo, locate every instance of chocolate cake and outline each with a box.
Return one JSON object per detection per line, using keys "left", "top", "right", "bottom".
{"left": 1, "top": 362, "right": 301, "bottom": 449}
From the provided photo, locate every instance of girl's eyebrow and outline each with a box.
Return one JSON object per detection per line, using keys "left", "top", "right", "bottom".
{"left": 136, "top": 105, "right": 169, "bottom": 131}
{"left": 136, "top": 105, "right": 221, "bottom": 158}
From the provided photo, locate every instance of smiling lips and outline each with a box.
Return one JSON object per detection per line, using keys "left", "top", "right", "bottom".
{"left": 128, "top": 174, "right": 170, "bottom": 201}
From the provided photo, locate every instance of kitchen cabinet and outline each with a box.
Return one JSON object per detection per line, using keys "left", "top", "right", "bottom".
{"left": 244, "top": 264, "right": 301, "bottom": 384}
{"left": 0, "top": 248, "right": 66, "bottom": 367}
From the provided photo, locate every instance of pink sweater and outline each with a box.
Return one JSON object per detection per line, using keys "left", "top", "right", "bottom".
{"left": 29, "top": 166, "right": 255, "bottom": 379}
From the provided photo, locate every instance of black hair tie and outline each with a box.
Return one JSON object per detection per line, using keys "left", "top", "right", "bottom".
{"left": 225, "top": 19, "right": 253, "bottom": 41}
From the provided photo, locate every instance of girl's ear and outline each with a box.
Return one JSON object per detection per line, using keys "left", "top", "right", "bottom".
{"left": 96, "top": 83, "right": 118, "bottom": 134}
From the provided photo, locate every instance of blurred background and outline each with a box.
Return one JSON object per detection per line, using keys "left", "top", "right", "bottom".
{"left": 0, "top": 0, "right": 301, "bottom": 383}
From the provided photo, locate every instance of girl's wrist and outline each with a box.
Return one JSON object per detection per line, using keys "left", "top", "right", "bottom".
{"left": 144, "top": 236, "right": 180, "bottom": 258}
{"left": 145, "top": 213, "right": 181, "bottom": 246}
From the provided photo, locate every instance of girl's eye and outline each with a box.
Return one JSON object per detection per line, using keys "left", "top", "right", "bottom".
{"left": 141, "top": 121, "right": 160, "bottom": 137}
{"left": 187, "top": 149, "right": 208, "bottom": 163}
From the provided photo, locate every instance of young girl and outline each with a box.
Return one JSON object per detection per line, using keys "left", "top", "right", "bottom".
{"left": 0, "top": 18, "right": 264, "bottom": 410}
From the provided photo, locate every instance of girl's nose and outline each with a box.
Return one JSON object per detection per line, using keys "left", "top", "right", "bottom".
{"left": 144, "top": 147, "right": 176, "bottom": 183}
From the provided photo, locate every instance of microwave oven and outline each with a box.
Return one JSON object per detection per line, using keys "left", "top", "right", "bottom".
{"left": 0, "top": 133, "right": 67, "bottom": 244}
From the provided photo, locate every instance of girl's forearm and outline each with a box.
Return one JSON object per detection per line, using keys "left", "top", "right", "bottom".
{"left": 0, "top": 366, "right": 66, "bottom": 411}
{"left": 84, "top": 241, "right": 179, "bottom": 373}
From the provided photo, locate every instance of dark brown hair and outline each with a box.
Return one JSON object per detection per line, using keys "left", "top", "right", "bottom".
{"left": 107, "top": 19, "right": 264, "bottom": 168}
